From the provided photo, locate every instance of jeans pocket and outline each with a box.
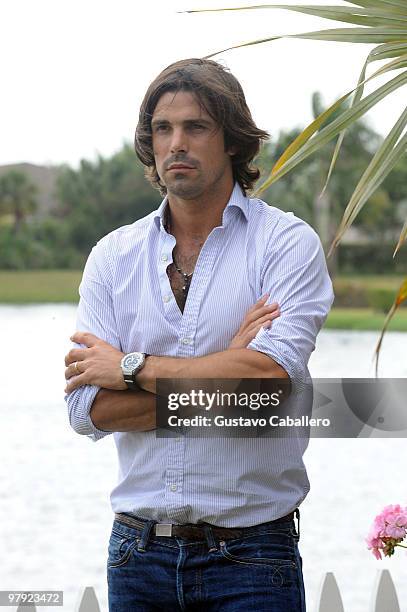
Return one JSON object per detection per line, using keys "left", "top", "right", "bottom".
{"left": 219, "top": 532, "right": 298, "bottom": 587}
{"left": 107, "top": 528, "right": 138, "bottom": 568}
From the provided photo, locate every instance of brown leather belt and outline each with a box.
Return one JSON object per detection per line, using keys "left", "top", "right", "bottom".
{"left": 115, "top": 511, "right": 295, "bottom": 542}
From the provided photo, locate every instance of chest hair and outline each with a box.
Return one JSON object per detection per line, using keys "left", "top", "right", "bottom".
{"left": 167, "top": 242, "right": 203, "bottom": 313}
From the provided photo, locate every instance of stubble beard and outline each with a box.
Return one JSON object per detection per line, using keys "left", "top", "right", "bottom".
{"left": 166, "top": 174, "right": 205, "bottom": 200}
{"left": 164, "top": 164, "right": 228, "bottom": 201}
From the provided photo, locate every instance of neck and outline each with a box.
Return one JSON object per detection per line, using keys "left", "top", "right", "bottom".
{"left": 165, "top": 177, "right": 235, "bottom": 241}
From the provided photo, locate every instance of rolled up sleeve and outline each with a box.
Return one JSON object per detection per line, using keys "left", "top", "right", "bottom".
{"left": 65, "top": 235, "right": 121, "bottom": 441}
{"left": 247, "top": 217, "right": 334, "bottom": 391}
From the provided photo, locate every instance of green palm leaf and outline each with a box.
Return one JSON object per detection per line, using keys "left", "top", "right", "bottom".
{"left": 200, "top": 26, "right": 406, "bottom": 58}
{"left": 329, "top": 112, "right": 407, "bottom": 253}
{"left": 393, "top": 219, "right": 407, "bottom": 257}
{"left": 186, "top": 4, "right": 407, "bottom": 27}
{"left": 346, "top": 0, "right": 407, "bottom": 12}
{"left": 321, "top": 50, "right": 407, "bottom": 196}
{"left": 374, "top": 279, "right": 407, "bottom": 376}
{"left": 370, "top": 41, "right": 407, "bottom": 60}
{"left": 253, "top": 70, "right": 407, "bottom": 194}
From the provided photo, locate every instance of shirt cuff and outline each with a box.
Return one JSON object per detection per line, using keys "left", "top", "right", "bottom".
{"left": 65, "top": 384, "right": 113, "bottom": 442}
{"left": 246, "top": 327, "right": 310, "bottom": 395}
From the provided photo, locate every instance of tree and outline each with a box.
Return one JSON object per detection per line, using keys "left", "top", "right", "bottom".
{"left": 0, "top": 170, "right": 38, "bottom": 233}
{"left": 56, "top": 144, "right": 158, "bottom": 254}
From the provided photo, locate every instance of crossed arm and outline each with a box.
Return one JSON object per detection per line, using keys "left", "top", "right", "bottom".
{"left": 64, "top": 295, "right": 287, "bottom": 433}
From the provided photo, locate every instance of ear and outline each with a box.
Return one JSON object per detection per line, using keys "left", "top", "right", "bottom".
{"left": 227, "top": 145, "right": 238, "bottom": 156}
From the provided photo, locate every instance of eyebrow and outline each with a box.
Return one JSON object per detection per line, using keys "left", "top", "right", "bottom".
{"left": 151, "top": 118, "right": 214, "bottom": 128}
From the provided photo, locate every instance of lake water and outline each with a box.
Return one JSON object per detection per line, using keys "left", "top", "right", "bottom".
{"left": 0, "top": 305, "right": 406, "bottom": 612}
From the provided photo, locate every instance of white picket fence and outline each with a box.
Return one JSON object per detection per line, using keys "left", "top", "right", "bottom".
{"left": 317, "top": 570, "right": 400, "bottom": 612}
{"left": 15, "top": 570, "right": 400, "bottom": 612}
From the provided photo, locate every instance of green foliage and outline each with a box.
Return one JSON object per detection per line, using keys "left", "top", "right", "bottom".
{"left": 0, "top": 219, "right": 86, "bottom": 270}
{"left": 332, "top": 279, "right": 370, "bottom": 308}
{"left": 338, "top": 243, "right": 407, "bottom": 274}
{"left": 366, "top": 288, "right": 396, "bottom": 313}
{"left": 0, "top": 170, "right": 38, "bottom": 233}
{"left": 0, "top": 145, "right": 159, "bottom": 269}
{"left": 333, "top": 277, "right": 406, "bottom": 310}
{"left": 0, "top": 226, "right": 52, "bottom": 269}
{"left": 56, "top": 144, "right": 158, "bottom": 252}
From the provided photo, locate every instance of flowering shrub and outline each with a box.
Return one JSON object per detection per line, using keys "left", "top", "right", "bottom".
{"left": 367, "top": 505, "right": 407, "bottom": 560}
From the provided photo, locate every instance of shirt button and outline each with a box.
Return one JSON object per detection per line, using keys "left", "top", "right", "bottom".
{"left": 161, "top": 254, "right": 168, "bottom": 262}
{"left": 163, "top": 295, "right": 171, "bottom": 303}
{"left": 181, "top": 338, "right": 192, "bottom": 345}
{"left": 170, "top": 484, "right": 177, "bottom": 492}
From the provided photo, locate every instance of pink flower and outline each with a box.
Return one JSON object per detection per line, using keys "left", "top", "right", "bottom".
{"left": 366, "top": 504, "right": 407, "bottom": 559}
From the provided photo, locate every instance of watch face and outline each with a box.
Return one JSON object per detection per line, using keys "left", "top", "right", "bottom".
{"left": 123, "top": 352, "right": 143, "bottom": 371}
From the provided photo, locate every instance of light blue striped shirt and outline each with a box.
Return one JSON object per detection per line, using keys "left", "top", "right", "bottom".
{"left": 66, "top": 182, "right": 334, "bottom": 526}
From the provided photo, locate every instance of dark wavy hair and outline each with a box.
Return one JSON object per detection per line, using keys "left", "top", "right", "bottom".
{"left": 135, "top": 58, "right": 269, "bottom": 196}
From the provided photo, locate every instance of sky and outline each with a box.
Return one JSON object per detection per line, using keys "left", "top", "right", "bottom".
{"left": 1, "top": 0, "right": 405, "bottom": 168}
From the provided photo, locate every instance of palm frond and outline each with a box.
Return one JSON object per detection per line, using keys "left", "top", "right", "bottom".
{"left": 321, "top": 51, "right": 407, "bottom": 196}
{"left": 393, "top": 220, "right": 407, "bottom": 257}
{"left": 345, "top": 0, "right": 407, "bottom": 13}
{"left": 374, "top": 278, "right": 407, "bottom": 376}
{"left": 253, "top": 71, "right": 407, "bottom": 194}
{"left": 329, "top": 116, "right": 407, "bottom": 254}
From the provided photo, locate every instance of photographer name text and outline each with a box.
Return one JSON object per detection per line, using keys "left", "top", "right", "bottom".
{"left": 167, "top": 415, "right": 331, "bottom": 428}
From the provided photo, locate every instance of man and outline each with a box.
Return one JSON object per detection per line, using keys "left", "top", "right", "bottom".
{"left": 65, "top": 58, "right": 334, "bottom": 611}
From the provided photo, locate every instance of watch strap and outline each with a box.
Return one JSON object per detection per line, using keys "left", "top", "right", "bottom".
{"left": 124, "top": 374, "right": 141, "bottom": 391}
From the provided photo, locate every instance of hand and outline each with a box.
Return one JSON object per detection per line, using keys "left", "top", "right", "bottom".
{"left": 64, "top": 331, "right": 127, "bottom": 393}
{"left": 228, "top": 293, "right": 280, "bottom": 350}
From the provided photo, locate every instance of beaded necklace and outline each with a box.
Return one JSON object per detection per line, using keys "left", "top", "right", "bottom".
{"left": 165, "top": 209, "right": 194, "bottom": 298}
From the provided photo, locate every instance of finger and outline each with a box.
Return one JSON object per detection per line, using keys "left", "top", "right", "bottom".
{"left": 239, "top": 303, "right": 280, "bottom": 332}
{"left": 244, "top": 293, "right": 269, "bottom": 317}
{"left": 65, "top": 373, "right": 87, "bottom": 394}
{"left": 64, "top": 348, "right": 87, "bottom": 367}
{"left": 244, "top": 317, "right": 275, "bottom": 340}
{"left": 248, "top": 302, "right": 279, "bottom": 319}
{"left": 70, "top": 331, "right": 99, "bottom": 347}
{"left": 241, "top": 320, "right": 273, "bottom": 346}
{"left": 245, "top": 310, "right": 280, "bottom": 334}
{"left": 256, "top": 293, "right": 270, "bottom": 306}
{"left": 65, "top": 361, "right": 84, "bottom": 380}
{"left": 247, "top": 293, "right": 270, "bottom": 314}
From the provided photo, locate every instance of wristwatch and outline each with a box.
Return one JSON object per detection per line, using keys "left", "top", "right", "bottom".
{"left": 120, "top": 352, "right": 146, "bottom": 390}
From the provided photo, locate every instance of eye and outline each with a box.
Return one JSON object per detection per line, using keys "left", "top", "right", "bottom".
{"left": 154, "top": 124, "right": 169, "bottom": 132}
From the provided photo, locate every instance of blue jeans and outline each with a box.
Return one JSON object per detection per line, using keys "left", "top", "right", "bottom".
{"left": 107, "top": 514, "right": 306, "bottom": 611}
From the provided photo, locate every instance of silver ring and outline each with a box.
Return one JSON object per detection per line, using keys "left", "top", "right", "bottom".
{"left": 74, "top": 361, "right": 80, "bottom": 374}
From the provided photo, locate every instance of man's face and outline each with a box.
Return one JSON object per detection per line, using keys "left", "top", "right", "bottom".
{"left": 151, "top": 90, "right": 234, "bottom": 200}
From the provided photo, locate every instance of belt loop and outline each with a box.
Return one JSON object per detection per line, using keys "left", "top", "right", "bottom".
{"left": 137, "top": 519, "right": 156, "bottom": 552}
{"left": 203, "top": 524, "right": 218, "bottom": 552}
{"left": 294, "top": 508, "right": 300, "bottom": 541}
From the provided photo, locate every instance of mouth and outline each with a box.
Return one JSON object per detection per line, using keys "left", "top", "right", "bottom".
{"left": 167, "top": 164, "right": 196, "bottom": 171}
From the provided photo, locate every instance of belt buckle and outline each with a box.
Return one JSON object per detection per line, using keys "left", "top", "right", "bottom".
{"left": 155, "top": 523, "right": 173, "bottom": 537}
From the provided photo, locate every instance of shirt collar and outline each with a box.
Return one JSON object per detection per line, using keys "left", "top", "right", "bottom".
{"left": 153, "top": 182, "right": 249, "bottom": 231}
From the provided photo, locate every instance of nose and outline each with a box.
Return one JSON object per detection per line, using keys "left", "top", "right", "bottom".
{"left": 170, "top": 127, "right": 188, "bottom": 154}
